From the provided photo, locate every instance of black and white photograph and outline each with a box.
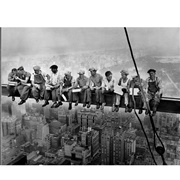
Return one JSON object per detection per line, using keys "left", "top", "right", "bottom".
{"left": 0, "top": 1, "right": 180, "bottom": 179}
{"left": 1, "top": 27, "right": 180, "bottom": 166}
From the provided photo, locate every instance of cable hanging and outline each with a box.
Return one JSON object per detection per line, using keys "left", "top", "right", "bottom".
{"left": 124, "top": 27, "right": 167, "bottom": 165}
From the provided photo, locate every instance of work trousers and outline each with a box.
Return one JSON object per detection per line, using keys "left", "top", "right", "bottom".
{"left": 115, "top": 93, "right": 128, "bottom": 106}
{"left": 61, "top": 88, "right": 73, "bottom": 102}
{"left": 44, "top": 88, "right": 60, "bottom": 102}
{"left": 129, "top": 94, "right": 144, "bottom": 109}
{"left": 146, "top": 91, "right": 161, "bottom": 111}
{"left": 32, "top": 84, "right": 45, "bottom": 100}
{"left": 73, "top": 89, "right": 87, "bottom": 103}
{"left": 101, "top": 89, "right": 115, "bottom": 104}
{"left": 7, "top": 85, "right": 17, "bottom": 97}
{"left": 86, "top": 88, "right": 103, "bottom": 104}
{"left": 17, "top": 84, "right": 31, "bottom": 101}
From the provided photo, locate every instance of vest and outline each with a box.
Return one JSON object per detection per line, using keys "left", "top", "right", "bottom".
{"left": 34, "top": 74, "right": 45, "bottom": 84}
{"left": 63, "top": 76, "right": 72, "bottom": 88}
{"left": 148, "top": 77, "right": 159, "bottom": 93}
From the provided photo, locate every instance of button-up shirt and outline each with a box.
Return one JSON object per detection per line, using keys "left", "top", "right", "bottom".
{"left": 48, "top": 71, "right": 62, "bottom": 86}
{"left": 75, "top": 76, "right": 89, "bottom": 88}
{"left": 102, "top": 77, "right": 116, "bottom": 90}
{"left": 8, "top": 72, "right": 17, "bottom": 82}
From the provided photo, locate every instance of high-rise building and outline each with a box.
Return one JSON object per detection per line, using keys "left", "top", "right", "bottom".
{"left": 77, "top": 109, "right": 104, "bottom": 128}
{"left": 112, "top": 131, "right": 125, "bottom": 164}
{"left": 51, "top": 134, "right": 61, "bottom": 149}
{"left": 64, "top": 140, "right": 77, "bottom": 157}
{"left": 91, "top": 130, "right": 99, "bottom": 158}
{"left": 124, "top": 129, "right": 136, "bottom": 164}
{"left": 101, "top": 126, "right": 113, "bottom": 165}
{"left": 36, "top": 123, "right": 49, "bottom": 141}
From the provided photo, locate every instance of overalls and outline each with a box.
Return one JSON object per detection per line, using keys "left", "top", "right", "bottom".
{"left": 147, "top": 78, "right": 161, "bottom": 110}
{"left": 32, "top": 73, "right": 46, "bottom": 100}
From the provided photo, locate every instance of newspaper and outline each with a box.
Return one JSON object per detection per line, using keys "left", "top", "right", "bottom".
{"left": 72, "top": 88, "right": 81, "bottom": 93}
{"left": 114, "top": 86, "right": 123, "bottom": 95}
{"left": 8, "top": 82, "right": 17, "bottom": 86}
{"left": 129, "top": 88, "right": 139, "bottom": 95}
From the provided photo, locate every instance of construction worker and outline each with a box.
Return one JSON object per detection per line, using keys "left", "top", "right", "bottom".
{"left": 31, "top": 65, "right": 50, "bottom": 103}
{"left": 145, "top": 69, "right": 163, "bottom": 116}
{"left": 87, "top": 67, "right": 103, "bottom": 109}
{"left": 16, "top": 66, "right": 31, "bottom": 105}
{"left": 116, "top": 70, "right": 130, "bottom": 112}
{"left": 73, "top": 70, "right": 89, "bottom": 107}
{"left": 128, "top": 75, "right": 146, "bottom": 114}
{"left": 101, "top": 71, "right": 116, "bottom": 111}
{"left": 7, "top": 68, "right": 18, "bottom": 101}
{"left": 42, "top": 64, "right": 63, "bottom": 108}
{"left": 60, "top": 71, "right": 75, "bottom": 110}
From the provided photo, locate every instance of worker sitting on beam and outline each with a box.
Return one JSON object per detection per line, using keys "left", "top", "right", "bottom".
{"left": 31, "top": 65, "right": 50, "bottom": 103}
{"left": 128, "top": 75, "right": 146, "bottom": 114}
{"left": 145, "top": 69, "right": 163, "bottom": 116}
{"left": 16, "top": 66, "right": 32, "bottom": 105}
{"left": 73, "top": 70, "right": 89, "bottom": 107}
{"left": 60, "top": 71, "right": 75, "bottom": 110}
{"left": 101, "top": 71, "right": 116, "bottom": 111}
{"left": 42, "top": 64, "right": 63, "bottom": 108}
{"left": 87, "top": 67, "right": 104, "bottom": 109}
{"left": 7, "top": 68, "right": 18, "bottom": 101}
{"left": 114, "top": 70, "right": 130, "bottom": 112}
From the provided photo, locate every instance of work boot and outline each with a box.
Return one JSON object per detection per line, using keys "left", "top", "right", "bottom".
{"left": 138, "top": 109, "right": 143, "bottom": 114}
{"left": 75, "top": 101, "right": 79, "bottom": 106}
{"left": 112, "top": 104, "right": 116, "bottom": 112}
{"left": 51, "top": 102, "right": 57, "bottom": 108}
{"left": 152, "top": 111, "right": 156, "bottom": 116}
{"left": 100, "top": 103, "right": 106, "bottom": 110}
{"left": 128, "top": 107, "right": 132, "bottom": 113}
{"left": 96, "top": 103, "right": 100, "bottom": 109}
{"left": 87, "top": 102, "right": 91, "bottom": 108}
{"left": 18, "top": 100, "right": 26, "bottom": 105}
{"left": 125, "top": 106, "right": 128, "bottom": 113}
{"left": 12, "top": 96, "right": 15, "bottom": 101}
{"left": 152, "top": 107, "right": 157, "bottom": 116}
{"left": 55, "top": 101, "right": 63, "bottom": 108}
{"left": 42, "top": 101, "right": 49, "bottom": 107}
{"left": 68, "top": 102, "right": 72, "bottom": 110}
{"left": 145, "top": 109, "right": 148, "bottom": 115}
{"left": 115, "top": 105, "right": 119, "bottom": 112}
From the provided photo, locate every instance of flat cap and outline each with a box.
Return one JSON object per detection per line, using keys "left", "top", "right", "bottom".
{"left": 18, "top": 66, "right": 24, "bottom": 71}
{"left": 120, "top": 70, "right": 129, "bottom": 75}
{"left": 33, "top": 65, "right": 41, "bottom": 71}
{"left": 50, "top": 64, "right": 58, "bottom": 69}
{"left": 65, "top": 71, "right": 71, "bottom": 76}
{"left": 147, "top": 69, "right": 156, "bottom": 73}
{"left": 89, "top": 67, "right": 97, "bottom": 72}
{"left": 78, "top": 70, "right": 85, "bottom": 75}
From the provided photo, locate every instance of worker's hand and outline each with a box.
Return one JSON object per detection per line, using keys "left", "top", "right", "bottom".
{"left": 50, "top": 86, "right": 55, "bottom": 90}
{"left": 15, "top": 76, "right": 20, "bottom": 80}
{"left": 156, "top": 92, "right": 161, "bottom": 98}
{"left": 102, "top": 88, "right": 105, "bottom": 94}
{"left": 95, "top": 86, "right": 101, "bottom": 90}
{"left": 33, "top": 84, "right": 39, "bottom": 89}
{"left": 81, "top": 86, "right": 87, "bottom": 90}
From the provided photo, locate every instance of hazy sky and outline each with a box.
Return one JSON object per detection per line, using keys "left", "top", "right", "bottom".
{"left": 2, "top": 28, "right": 180, "bottom": 57}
